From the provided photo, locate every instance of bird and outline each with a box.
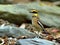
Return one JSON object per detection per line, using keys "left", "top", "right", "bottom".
{"left": 30, "top": 9, "right": 50, "bottom": 34}
{"left": 32, "top": 14, "right": 42, "bottom": 32}
{"left": 30, "top": 9, "right": 43, "bottom": 32}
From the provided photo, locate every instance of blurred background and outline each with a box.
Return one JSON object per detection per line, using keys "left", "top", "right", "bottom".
{"left": 0, "top": 0, "right": 60, "bottom": 7}
{"left": 0, "top": 0, "right": 60, "bottom": 3}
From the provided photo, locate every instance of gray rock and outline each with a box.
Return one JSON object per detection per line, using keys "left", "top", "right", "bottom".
{"left": 0, "top": 2, "right": 60, "bottom": 27}
{"left": 16, "top": 37, "right": 55, "bottom": 45}
{"left": 0, "top": 25, "right": 37, "bottom": 38}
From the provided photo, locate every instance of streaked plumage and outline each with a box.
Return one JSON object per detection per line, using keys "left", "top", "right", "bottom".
{"left": 31, "top": 9, "right": 49, "bottom": 34}
{"left": 32, "top": 14, "right": 43, "bottom": 32}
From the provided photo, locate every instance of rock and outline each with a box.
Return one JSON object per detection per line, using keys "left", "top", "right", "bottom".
{"left": 0, "top": 2, "right": 60, "bottom": 27}
{"left": 0, "top": 25, "right": 37, "bottom": 38}
{"left": 16, "top": 37, "right": 55, "bottom": 45}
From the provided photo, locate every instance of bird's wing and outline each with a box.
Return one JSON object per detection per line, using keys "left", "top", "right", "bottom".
{"left": 37, "top": 20, "right": 50, "bottom": 34}
{"left": 37, "top": 20, "right": 44, "bottom": 30}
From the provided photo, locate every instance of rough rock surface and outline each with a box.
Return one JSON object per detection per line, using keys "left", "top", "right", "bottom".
{"left": 0, "top": 2, "right": 60, "bottom": 27}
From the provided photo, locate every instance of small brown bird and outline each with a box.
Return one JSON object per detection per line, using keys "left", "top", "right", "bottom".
{"left": 30, "top": 9, "right": 43, "bottom": 32}
{"left": 31, "top": 9, "right": 50, "bottom": 34}
{"left": 32, "top": 14, "right": 42, "bottom": 32}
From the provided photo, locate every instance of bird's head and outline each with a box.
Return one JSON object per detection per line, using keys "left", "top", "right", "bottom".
{"left": 30, "top": 9, "right": 38, "bottom": 13}
{"left": 30, "top": 9, "right": 39, "bottom": 19}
